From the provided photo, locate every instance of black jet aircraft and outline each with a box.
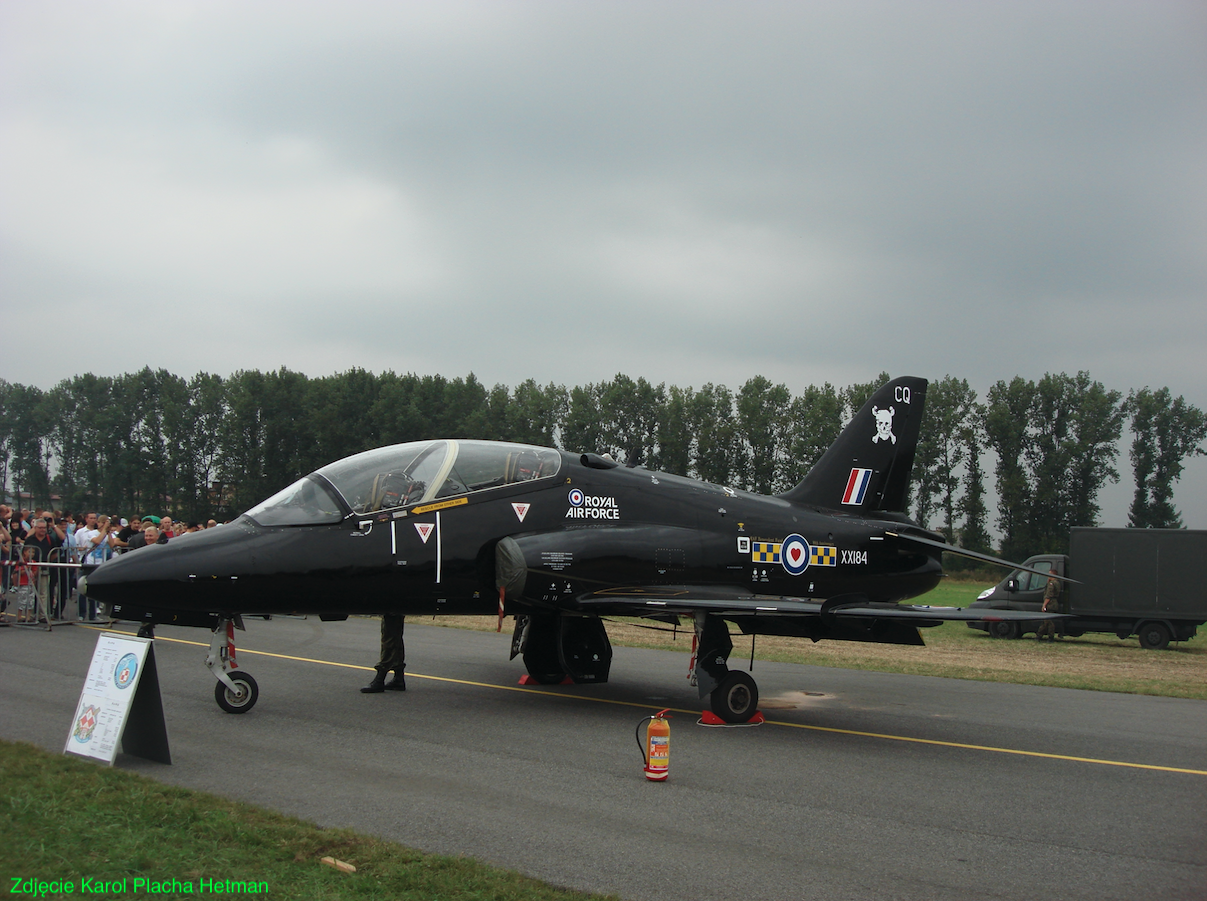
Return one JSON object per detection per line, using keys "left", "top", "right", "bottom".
{"left": 83, "top": 376, "right": 1062, "bottom": 721}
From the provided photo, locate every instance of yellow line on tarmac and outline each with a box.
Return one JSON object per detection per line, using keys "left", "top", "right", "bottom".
{"left": 761, "top": 719, "right": 1207, "bottom": 776}
{"left": 83, "top": 624, "right": 1207, "bottom": 777}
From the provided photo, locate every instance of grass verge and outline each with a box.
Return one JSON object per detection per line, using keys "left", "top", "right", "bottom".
{"left": 425, "top": 580, "right": 1207, "bottom": 701}
{"left": 0, "top": 740, "right": 617, "bottom": 901}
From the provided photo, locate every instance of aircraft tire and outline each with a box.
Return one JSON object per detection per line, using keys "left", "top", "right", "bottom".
{"left": 710, "top": 671, "right": 759, "bottom": 724}
{"left": 522, "top": 614, "right": 566, "bottom": 684}
{"left": 214, "top": 672, "right": 259, "bottom": 714}
{"left": 522, "top": 657, "right": 567, "bottom": 684}
{"left": 525, "top": 669, "right": 567, "bottom": 685}
{"left": 522, "top": 641, "right": 566, "bottom": 684}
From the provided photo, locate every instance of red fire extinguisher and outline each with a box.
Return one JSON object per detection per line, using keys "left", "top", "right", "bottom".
{"left": 636, "top": 709, "right": 672, "bottom": 781}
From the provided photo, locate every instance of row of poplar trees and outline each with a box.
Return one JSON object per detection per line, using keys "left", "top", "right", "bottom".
{"left": 1, "top": 368, "right": 1203, "bottom": 561}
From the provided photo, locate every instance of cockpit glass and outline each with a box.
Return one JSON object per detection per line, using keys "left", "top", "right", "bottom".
{"left": 446, "top": 441, "right": 561, "bottom": 492}
{"left": 243, "top": 475, "right": 345, "bottom": 526}
{"left": 319, "top": 441, "right": 450, "bottom": 515}
{"left": 315, "top": 439, "right": 562, "bottom": 515}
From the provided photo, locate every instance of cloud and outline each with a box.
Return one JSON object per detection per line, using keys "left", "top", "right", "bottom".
{"left": 1, "top": 1, "right": 1204, "bottom": 493}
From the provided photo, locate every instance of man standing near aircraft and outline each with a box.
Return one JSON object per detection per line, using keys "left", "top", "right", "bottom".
{"left": 1037, "top": 567, "right": 1061, "bottom": 641}
{"left": 361, "top": 613, "right": 406, "bottom": 693}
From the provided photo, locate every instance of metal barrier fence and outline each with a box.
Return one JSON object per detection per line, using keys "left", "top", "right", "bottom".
{"left": 1, "top": 527, "right": 207, "bottom": 630}
{"left": 0, "top": 544, "right": 105, "bottom": 630}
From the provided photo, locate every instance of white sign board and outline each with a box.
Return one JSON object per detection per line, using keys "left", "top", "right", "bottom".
{"left": 65, "top": 631, "right": 170, "bottom": 765}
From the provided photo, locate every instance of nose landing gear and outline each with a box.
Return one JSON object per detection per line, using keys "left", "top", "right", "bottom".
{"left": 207, "top": 616, "right": 259, "bottom": 714}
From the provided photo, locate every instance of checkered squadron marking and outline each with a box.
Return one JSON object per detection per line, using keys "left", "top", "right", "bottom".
{"left": 810, "top": 545, "right": 837, "bottom": 567}
{"left": 751, "top": 541, "right": 781, "bottom": 563}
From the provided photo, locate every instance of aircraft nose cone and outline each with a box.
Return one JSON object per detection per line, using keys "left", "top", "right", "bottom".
{"left": 84, "top": 524, "right": 254, "bottom": 609}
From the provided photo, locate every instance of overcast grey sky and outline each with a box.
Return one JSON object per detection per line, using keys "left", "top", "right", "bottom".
{"left": 2, "top": 1, "right": 1205, "bottom": 525}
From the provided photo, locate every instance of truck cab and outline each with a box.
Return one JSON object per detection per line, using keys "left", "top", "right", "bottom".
{"left": 967, "top": 555, "right": 1068, "bottom": 640}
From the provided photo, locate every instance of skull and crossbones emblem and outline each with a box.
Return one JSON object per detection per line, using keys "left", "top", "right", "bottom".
{"left": 872, "top": 406, "right": 896, "bottom": 444}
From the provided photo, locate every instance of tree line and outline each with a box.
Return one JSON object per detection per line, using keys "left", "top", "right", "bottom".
{"left": 0, "top": 368, "right": 1202, "bottom": 559}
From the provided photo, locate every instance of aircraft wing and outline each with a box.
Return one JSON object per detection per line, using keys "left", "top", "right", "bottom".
{"left": 568, "top": 587, "right": 1065, "bottom": 623}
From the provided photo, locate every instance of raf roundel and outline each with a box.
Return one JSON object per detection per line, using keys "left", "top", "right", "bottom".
{"left": 781, "top": 534, "right": 811, "bottom": 576}
{"left": 568, "top": 488, "right": 585, "bottom": 507}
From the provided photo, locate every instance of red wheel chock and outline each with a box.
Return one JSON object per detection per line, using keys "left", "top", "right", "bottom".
{"left": 518, "top": 675, "right": 574, "bottom": 686}
{"left": 699, "top": 710, "right": 765, "bottom": 726}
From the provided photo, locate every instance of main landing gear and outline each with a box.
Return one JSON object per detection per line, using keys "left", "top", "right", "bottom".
{"left": 510, "top": 613, "right": 613, "bottom": 685}
{"left": 208, "top": 615, "right": 259, "bottom": 714}
{"left": 512, "top": 610, "right": 759, "bottom": 723}
{"left": 693, "top": 613, "right": 760, "bottom": 724}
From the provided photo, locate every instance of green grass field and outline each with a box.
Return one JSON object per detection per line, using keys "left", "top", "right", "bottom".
{"left": 1, "top": 741, "right": 617, "bottom": 901}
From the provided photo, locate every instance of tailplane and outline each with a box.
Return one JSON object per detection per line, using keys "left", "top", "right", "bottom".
{"left": 780, "top": 376, "right": 927, "bottom": 512}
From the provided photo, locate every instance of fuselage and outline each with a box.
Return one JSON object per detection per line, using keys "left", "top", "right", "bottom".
{"left": 84, "top": 440, "right": 943, "bottom": 620}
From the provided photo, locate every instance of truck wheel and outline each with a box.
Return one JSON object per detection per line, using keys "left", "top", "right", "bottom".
{"left": 988, "top": 621, "right": 1019, "bottom": 640}
{"left": 1137, "top": 622, "right": 1171, "bottom": 651}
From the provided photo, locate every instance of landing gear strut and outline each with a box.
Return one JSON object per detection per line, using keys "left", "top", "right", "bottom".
{"left": 693, "top": 613, "right": 760, "bottom": 723}
{"left": 207, "top": 616, "right": 259, "bottom": 714}
{"left": 510, "top": 612, "right": 613, "bottom": 685}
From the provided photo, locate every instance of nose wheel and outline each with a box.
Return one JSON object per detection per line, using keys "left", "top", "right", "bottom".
{"left": 207, "top": 615, "right": 259, "bottom": 714}
{"left": 214, "top": 671, "right": 259, "bottom": 714}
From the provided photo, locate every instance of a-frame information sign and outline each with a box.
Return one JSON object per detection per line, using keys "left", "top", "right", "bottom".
{"left": 65, "top": 631, "right": 171, "bottom": 765}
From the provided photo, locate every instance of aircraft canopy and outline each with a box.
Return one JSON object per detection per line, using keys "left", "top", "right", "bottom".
{"left": 244, "top": 440, "right": 562, "bottom": 526}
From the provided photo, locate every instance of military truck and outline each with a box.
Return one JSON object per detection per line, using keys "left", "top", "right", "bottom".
{"left": 966, "top": 527, "right": 1206, "bottom": 649}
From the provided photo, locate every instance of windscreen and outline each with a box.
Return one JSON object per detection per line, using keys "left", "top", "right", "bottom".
{"left": 243, "top": 475, "right": 346, "bottom": 526}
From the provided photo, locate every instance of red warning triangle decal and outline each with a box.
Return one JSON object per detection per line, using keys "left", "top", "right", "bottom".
{"left": 512, "top": 503, "right": 530, "bottom": 523}
{"left": 414, "top": 522, "right": 434, "bottom": 544}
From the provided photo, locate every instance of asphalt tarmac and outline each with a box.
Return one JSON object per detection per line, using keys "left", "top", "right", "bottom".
{"left": 3, "top": 616, "right": 1205, "bottom": 901}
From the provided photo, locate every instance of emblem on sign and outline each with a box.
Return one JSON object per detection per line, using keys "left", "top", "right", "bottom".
{"left": 73, "top": 705, "right": 100, "bottom": 743}
{"left": 114, "top": 653, "right": 138, "bottom": 690}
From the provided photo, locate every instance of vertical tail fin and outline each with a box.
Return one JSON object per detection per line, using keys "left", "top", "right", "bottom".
{"left": 780, "top": 376, "right": 927, "bottom": 512}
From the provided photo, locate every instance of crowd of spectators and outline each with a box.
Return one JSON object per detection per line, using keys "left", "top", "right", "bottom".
{"left": 0, "top": 503, "right": 224, "bottom": 623}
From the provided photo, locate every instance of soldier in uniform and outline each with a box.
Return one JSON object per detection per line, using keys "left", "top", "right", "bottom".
{"left": 362, "top": 613, "right": 407, "bottom": 692}
{"left": 1036, "top": 567, "right": 1060, "bottom": 641}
